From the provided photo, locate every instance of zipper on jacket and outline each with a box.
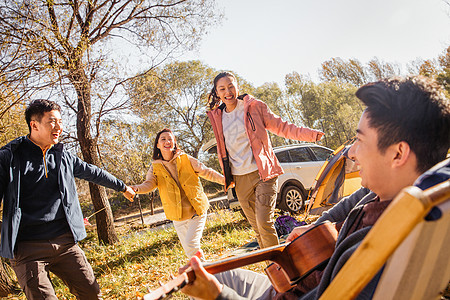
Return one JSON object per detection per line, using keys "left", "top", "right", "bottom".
{"left": 42, "top": 149, "right": 48, "bottom": 178}
{"left": 247, "top": 112, "right": 256, "bottom": 131}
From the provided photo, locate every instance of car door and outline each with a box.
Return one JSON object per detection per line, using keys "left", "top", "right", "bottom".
{"left": 286, "top": 146, "right": 324, "bottom": 190}
{"left": 274, "top": 149, "right": 291, "bottom": 187}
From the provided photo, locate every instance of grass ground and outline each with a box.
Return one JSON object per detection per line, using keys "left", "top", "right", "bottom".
{"left": 5, "top": 208, "right": 284, "bottom": 299}
{"left": 5, "top": 208, "right": 448, "bottom": 299}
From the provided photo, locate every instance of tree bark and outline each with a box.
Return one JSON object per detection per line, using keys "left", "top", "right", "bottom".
{"left": 70, "top": 66, "right": 119, "bottom": 244}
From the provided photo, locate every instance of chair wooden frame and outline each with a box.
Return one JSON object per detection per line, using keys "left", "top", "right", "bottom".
{"left": 320, "top": 179, "right": 450, "bottom": 300}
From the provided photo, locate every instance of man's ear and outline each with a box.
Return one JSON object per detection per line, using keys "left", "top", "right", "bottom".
{"left": 391, "top": 141, "right": 411, "bottom": 168}
{"left": 30, "top": 120, "right": 38, "bottom": 132}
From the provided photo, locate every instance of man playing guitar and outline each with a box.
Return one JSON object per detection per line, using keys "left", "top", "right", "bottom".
{"left": 154, "top": 76, "right": 450, "bottom": 300}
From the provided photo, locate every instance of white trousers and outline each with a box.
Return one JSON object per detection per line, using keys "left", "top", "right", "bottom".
{"left": 214, "top": 268, "right": 276, "bottom": 299}
{"left": 173, "top": 214, "right": 207, "bottom": 258}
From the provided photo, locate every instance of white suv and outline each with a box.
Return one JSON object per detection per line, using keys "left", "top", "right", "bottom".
{"left": 228, "top": 143, "right": 333, "bottom": 214}
{"left": 272, "top": 144, "right": 333, "bottom": 213}
{"left": 202, "top": 140, "right": 333, "bottom": 214}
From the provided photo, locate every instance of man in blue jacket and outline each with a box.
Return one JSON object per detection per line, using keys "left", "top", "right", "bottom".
{"left": 0, "top": 99, "right": 135, "bottom": 299}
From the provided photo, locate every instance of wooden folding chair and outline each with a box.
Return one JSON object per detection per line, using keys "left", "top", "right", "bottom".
{"left": 320, "top": 179, "right": 450, "bottom": 300}
{"left": 372, "top": 199, "right": 450, "bottom": 299}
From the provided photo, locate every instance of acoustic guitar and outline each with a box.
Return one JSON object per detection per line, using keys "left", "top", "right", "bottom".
{"left": 144, "top": 222, "right": 338, "bottom": 300}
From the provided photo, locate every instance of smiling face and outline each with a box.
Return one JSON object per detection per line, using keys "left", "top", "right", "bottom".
{"left": 216, "top": 75, "right": 239, "bottom": 112}
{"left": 157, "top": 131, "right": 176, "bottom": 159}
{"left": 29, "top": 110, "right": 63, "bottom": 150}
{"left": 348, "top": 111, "right": 391, "bottom": 198}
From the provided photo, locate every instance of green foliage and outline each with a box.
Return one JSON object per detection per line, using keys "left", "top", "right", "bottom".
{"left": 254, "top": 82, "right": 283, "bottom": 115}
{"left": 232, "top": 73, "right": 256, "bottom": 96}
{"left": 320, "top": 57, "right": 401, "bottom": 86}
{"left": 285, "top": 73, "right": 363, "bottom": 149}
{"left": 129, "top": 60, "right": 217, "bottom": 158}
{"left": 98, "top": 120, "right": 154, "bottom": 184}
{"left": 436, "top": 46, "right": 450, "bottom": 96}
{"left": 253, "top": 82, "right": 289, "bottom": 147}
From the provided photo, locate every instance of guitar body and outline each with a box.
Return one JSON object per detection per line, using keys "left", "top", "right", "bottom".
{"left": 265, "top": 262, "right": 293, "bottom": 293}
{"left": 265, "top": 222, "right": 338, "bottom": 292}
{"left": 144, "top": 222, "right": 338, "bottom": 299}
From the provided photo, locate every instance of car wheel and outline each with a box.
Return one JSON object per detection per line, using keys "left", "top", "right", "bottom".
{"left": 279, "top": 185, "right": 306, "bottom": 214}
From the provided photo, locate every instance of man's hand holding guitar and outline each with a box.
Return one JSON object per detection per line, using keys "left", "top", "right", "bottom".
{"left": 181, "top": 256, "right": 223, "bottom": 300}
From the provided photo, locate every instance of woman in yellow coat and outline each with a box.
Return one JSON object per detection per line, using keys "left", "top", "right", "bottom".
{"left": 132, "top": 128, "right": 224, "bottom": 258}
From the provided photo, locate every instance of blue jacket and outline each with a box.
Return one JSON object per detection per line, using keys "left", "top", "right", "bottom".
{"left": 0, "top": 136, "right": 126, "bottom": 259}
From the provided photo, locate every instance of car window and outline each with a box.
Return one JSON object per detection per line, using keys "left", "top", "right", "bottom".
{"left": 310, "top": 147, "right": 333, "bottom": 161}
{"left": 275, "top": 150, "right": 291, "bottom": 163}
{"left": 288, "top": 147, "right": 312, "bottom": 162}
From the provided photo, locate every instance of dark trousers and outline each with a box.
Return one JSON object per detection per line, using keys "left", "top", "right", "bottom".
{"left": 10, "top": 232, "right": 101, "bottom": 300}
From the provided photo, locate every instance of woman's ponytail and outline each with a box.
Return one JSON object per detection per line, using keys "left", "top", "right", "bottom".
{"left": 208, "top": 87, "right": 220, "bottom": 110}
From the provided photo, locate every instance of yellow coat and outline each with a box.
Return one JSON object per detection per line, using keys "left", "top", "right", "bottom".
{"left": 152, "top": 154, "right": 209, "bottom": 221}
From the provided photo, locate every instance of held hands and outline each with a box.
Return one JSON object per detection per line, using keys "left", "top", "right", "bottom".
{"left": 316, "top": 132, "right": 325, "bottom": 142}
{"left": 122, "top": 186, "right": 135, "bottom": 202}
{"left": 130, "top": 185, "right": 139, "bottom": 193}
{"left": 181, "top": 256, "right": 223, "bottom": 300}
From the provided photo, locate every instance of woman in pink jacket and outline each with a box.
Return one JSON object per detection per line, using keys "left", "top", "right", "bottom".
{"left": 207, "top": 72, "right": 324, "bottom": 248}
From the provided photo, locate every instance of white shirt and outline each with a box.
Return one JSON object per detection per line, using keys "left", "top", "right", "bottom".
{"left": 222, "top": 100, "right": 258, "bottom": 175}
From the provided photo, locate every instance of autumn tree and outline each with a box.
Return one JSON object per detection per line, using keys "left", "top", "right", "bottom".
{"left": 0, "top": 31, "right": 39, "bottom": 143}
{"left": 437, "top": 46, "right": 450, "bottom": 94}
{"left": 285, "top": 72, "right": 362, "bottom": 149}
{"left": 253, "top": 82, "right": 294, "bottom": 147}
{"left": 406, "top": 46, "right": 450, "bottom": 95}
{"left": 320, "top": 57, "right": 400, "bottom": 86}
{"left": 129, "top": 60, "right": 217, "bottom": 158}
{"left": 0, "top": 0, "right": 221, "bottom": 244}
{"left": 0, "top": 102, "right": 28, "bottom": 146}
{"left": 284, "top": 72, "right": 320, "bottom": 129}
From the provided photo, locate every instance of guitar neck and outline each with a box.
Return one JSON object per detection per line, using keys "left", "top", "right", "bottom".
{"left": 203, "top": 243, "right": 287, "bottom": 275}
{"left": 144, "top": 223, "right": 339, "bottom": 300}
{"left": 143, "top": 244, "right": 288, "bottom": 300}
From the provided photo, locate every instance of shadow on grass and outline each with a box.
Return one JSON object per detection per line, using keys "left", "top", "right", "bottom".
{"left": 203, "top": 218, "right": 250, "bottom": 236}
{"left": 90, "top": 213, "right": 251, "bottom": 275}
{"left": 92, "top": 232, "right": 181, "bottom": 275}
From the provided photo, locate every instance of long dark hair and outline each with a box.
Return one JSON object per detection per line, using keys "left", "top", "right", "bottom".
{"left": 207, "top": 71, "right": 237, "bottom": 110}
{"left": 152, "top": 128, "right": 178, "bottom": 160}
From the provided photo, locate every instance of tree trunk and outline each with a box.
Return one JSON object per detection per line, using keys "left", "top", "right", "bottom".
{"left": 70, "top": 67, "right": 119, "bottom": 244}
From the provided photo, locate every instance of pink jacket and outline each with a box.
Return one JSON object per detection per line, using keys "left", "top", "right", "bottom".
{"left": 207, "top": 94, "right": 324, "bottom": 191}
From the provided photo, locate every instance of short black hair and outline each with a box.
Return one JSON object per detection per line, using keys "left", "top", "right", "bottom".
{"left": 356, "top": 76, "right": 450, "bottom": 173}
{"left": 25, "top": 99, "right": 61, "bottom": 132}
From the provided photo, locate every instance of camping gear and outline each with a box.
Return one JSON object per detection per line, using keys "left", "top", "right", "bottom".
{"left": 306, "top": 139, "right": 361, "bottom": 216}
{"left": 274, "top": 215, "right": 306, "bottom": 237}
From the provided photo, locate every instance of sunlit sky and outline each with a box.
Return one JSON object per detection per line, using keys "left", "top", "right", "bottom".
{"left": 180, "top": 0, "right": 450, "bottom": 87}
